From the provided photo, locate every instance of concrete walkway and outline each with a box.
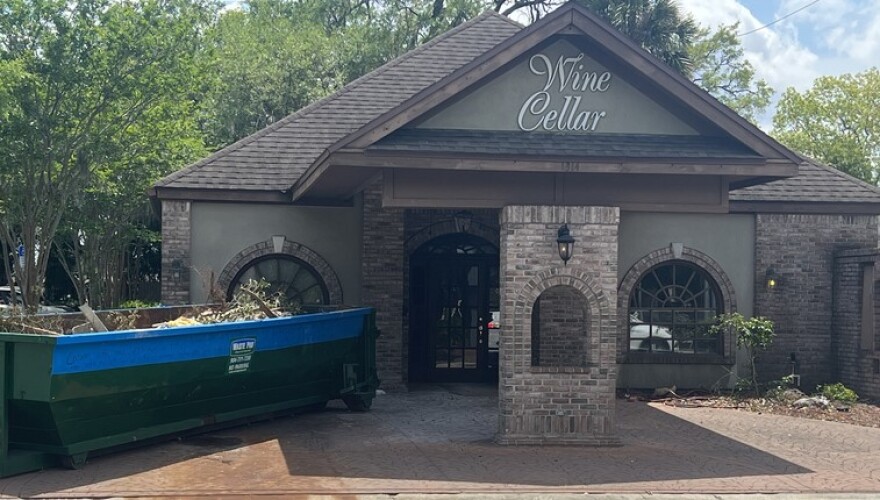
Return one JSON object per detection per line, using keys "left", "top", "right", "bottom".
{"left": 2, "top": 384, "right": 880, "bottom": 497}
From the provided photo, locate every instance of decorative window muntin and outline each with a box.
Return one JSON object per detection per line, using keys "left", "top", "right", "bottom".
{"left": 628, "top": 260, "right": 722, "bottom": 355}
{"left": 414, "top": 233, "right": 498, "bottom": 256}
{"left": 228, "top": 254, "right": 329, "bottom": 307}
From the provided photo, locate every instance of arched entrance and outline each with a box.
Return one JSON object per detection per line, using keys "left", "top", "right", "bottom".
{"left": 408, "top": 233, "right": 500, "bottom": 382}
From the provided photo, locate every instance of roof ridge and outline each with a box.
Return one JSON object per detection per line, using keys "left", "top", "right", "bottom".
{"left": 155, "top": 11, "right": 506, "bottom": 189}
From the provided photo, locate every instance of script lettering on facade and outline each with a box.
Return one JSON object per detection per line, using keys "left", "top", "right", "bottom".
{"left": 517, "top": 52, "right": 611, "bottom": 132}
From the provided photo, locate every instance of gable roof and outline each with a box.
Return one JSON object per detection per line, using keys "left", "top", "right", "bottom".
{"left": 153, "top": 3, "right": 880, "bottom": 213}
{"left": 290, "top": 1, "right": 806, "bottom": 201}
{"left": 321, "top": 2, "right": 800, "bottom": 164}
{"left": 152, "top": 11, "right": 521, "bottom": 197}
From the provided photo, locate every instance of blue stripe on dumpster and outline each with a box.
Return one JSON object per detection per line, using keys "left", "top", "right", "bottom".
{"left": 52, "top": 308, "right": 369, "bottom": 375}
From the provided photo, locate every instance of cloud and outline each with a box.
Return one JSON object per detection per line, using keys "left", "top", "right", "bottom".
{"left": 678, "top": 0, "right": 821, "bottom": 94}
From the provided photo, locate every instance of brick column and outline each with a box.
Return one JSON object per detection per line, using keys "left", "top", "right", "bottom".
{"left": 497, "top": 205, "right": 620, "bottom": 446}
{"left": 161, "top": 200, "right": 191, "bottom": 305}
{"left": 833, "top": 249, "right": 880, "bottom": 400}
{"left": 362, "top": 178, "right": 406, "bottom": 390}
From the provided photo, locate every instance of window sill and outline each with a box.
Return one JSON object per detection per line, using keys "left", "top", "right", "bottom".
{"left": 621, "top": 352, "right": 733, "bottom": 365}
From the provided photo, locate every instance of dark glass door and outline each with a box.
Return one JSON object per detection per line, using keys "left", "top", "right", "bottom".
{"left": 409, "top": 234, "right": 499, "bottom": 383}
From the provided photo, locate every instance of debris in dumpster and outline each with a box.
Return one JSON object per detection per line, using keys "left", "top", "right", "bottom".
{"left": 3, "top": 279, "right": 300, "bottom": 335}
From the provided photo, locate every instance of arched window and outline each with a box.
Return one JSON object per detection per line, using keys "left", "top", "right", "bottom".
{"left": 228, "top": 254, "right": 329, "bottom": 307}
{"left": 628, "top": 260, "right": 722, "bottom": 355}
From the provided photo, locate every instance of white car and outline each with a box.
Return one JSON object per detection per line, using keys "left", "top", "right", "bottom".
{"left": 0, "top": 286, "right": 68, "bottom": 314}
{"left": 629, "top": 322, "right": 673, "bottom": 352}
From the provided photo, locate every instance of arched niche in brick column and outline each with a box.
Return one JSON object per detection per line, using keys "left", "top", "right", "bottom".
{"left": 618, "top": 245, "right": 737, "bottom": 363}
{"left": 217, "top": 238, "right": 343, "bottom": 306}
{"left": 499, "top": 267, "right": 619, "bottom": 445}
{"left": 531, "top": 284, "right": 591, "bottom": 368}
{"left": 506, "top": 267, "right": 615, "bottom": 374}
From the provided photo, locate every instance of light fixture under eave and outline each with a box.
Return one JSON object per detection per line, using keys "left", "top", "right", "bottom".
{"left": 557, "top": 224, "right": 575, "bottom": 265}
{"left": 453, "top": 210, "right": 474, "bottom": 233}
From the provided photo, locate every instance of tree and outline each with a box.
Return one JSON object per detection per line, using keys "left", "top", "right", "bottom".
{"left": 54, "top": 99, "right": 207, "bottom": 307}
{"left": 710, "top": 313, "right": 775, "bottom": 395}
{"left": 0, "top": 0, "right": 214, "bottom": 310}
{"left": 203, "top": 0, "right": 486, "bottom": 145}
{"left": 773, "top": 69, "right": 880, "bottom": 184}
{"left": 201, "top": 1, "right": 338, "bottom": 146}
{"left": 573, "top": 0, "right": 699, "bottom": 74}
{"left": 690, "top": 23, "right": 772, "bottom": 123}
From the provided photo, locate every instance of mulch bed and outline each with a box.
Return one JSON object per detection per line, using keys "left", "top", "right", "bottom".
{"left": 621, "top": 391, "right": 880, "bottom": 428}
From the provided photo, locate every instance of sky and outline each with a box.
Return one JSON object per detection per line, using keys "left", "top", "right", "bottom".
{"left": 677, "top": 0, "right": 880, "bottom": 128}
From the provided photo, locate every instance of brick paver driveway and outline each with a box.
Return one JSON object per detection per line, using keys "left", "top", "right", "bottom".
{"left": 2, "top": 384, "right": 880, "bottom": 497}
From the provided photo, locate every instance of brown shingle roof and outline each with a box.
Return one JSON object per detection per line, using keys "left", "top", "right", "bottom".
{"left": 730, "top": 159, "right": 880, "bottom": 204}
{"left": 154, "top": 12, "right": 522, "bottom": 192}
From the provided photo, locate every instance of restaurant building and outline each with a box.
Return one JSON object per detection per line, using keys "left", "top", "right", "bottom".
{"left": 153, "top": 2, "right": 880, "bottom": 444}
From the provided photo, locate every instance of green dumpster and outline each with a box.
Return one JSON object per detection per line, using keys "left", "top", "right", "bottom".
{"left": 0, "top": 307, "right": 378, "bottom": 477}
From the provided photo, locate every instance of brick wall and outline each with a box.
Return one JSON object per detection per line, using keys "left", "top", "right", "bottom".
{"left": 498, "top": 205, "right": 620, "bottom": 446}
{"left": 532, "top": 285, "right": 589, "bottom": 367}
{"left": 833, "top": 249, "right": 880, "bottom": 400}
{"left": 362, "top": 178, "right": 406, "bottom": 390}
{"left": 754, "top": 214, "right": 878, "bottom": 388}
{"left": 161, "top": 200, "right": 191, "bottom": 305}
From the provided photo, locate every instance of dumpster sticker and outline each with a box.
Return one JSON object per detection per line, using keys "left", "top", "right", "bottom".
{"left": 228, "top": 338, "right": 256, "bottom": 374}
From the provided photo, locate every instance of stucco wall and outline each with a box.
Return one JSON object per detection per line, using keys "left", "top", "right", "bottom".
{"left": 188, "top": 200, "right": 363, "bottom": 305}
{"left": 416, "top": 38, "right": 698, "bottom": 135}
{"left": 617, "top": 212, "right": 756, "bottom": 389}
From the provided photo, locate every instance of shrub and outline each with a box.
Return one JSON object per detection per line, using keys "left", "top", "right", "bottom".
{"left": 709, "top": 313, "right": 775, "bottom": 395}
{"left": 817, "top": 382, "right": 858, "bottom": 403}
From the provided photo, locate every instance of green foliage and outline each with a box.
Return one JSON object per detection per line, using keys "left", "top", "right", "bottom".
{"left": 117, "top": 300, "right": 160, "bottom": 309}
{"left": 201, "top": 0, "right": 486, "bottom": 145}
{"left": 576, "top": 0, "right": 699, "bottom": 75}
{"left": 817, "top": 382, "right": 859, "bottom": 403}
{"left": 690, "top": 23, "right": 773, "bottom": 123}
{"left": 773, "top": 68, "right": 880, "bottom": 185}
{"left": 710, "top": 313, "right": 775, "bottom": 394}
{"left": 0, "top": 0, "right": 215, "bottom": 309}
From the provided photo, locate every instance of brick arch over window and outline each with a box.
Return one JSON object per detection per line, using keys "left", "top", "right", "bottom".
{"left": 218, "top": 239, "right": 343, "bottom": 304}
{"left": 405, "top": 220, "right": 499, "bottom": 255}
{"left": 511, "top": 268, "right": 612, "bottom": 374}
{"left": 617, "top": 246, "right": 737, "bottom": 360}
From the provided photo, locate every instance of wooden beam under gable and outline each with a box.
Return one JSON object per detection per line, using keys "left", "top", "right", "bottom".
{"left": 323, "top": 150, "right": 789, "bottom": 177}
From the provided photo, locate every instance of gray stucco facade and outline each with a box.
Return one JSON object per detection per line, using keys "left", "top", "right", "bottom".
{"left": 187, "top": 200, "right": 363, "bottom": 305}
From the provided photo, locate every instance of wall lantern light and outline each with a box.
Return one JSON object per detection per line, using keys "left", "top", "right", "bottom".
{"left": 453, "top": 210, "right": 474, "bottom": 233}
{"left": 556, "top": 224, "right": 575, "bottom": 265}
{"left": 766, "top": 267, "right": 778, "bottom": 289}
